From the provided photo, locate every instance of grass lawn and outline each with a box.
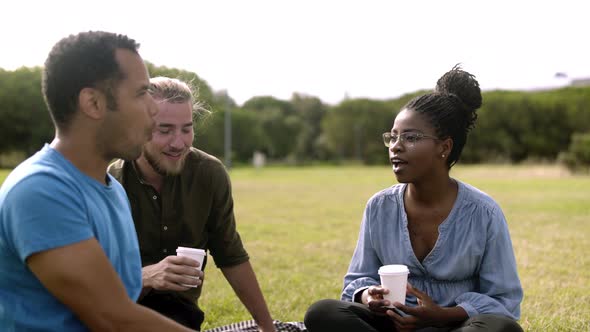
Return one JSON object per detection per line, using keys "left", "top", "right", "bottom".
{"left": 1, "top": 164, "right": 588, "bottom": 331}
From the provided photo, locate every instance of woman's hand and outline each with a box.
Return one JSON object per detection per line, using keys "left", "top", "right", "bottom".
{"left": 386, "top": 283, "right": 467, "bottom": 329}
{"left": 362, "top": 285, "right": 392, "bottom": 314}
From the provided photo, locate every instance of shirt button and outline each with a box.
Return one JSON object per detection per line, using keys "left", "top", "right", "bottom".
{"left": 163, "top": 226, "right": 168, "bottom": 231}
{"left": 152, "top": 195, "right": 157, "bottom": 200}
{"left": 162, "top": 248, "right": 167, "bottom": 253}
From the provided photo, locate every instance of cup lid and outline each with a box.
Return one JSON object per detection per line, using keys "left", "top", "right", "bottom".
{"left": 176, "top": 247, "right": 206, "bottom": 255}
{"left": 378, "top": 264, "right": 409, "bottom": 275}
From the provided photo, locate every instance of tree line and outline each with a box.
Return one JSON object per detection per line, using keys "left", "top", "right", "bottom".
{"left": 1, "top": 64, "right": 589, "bottom": 168}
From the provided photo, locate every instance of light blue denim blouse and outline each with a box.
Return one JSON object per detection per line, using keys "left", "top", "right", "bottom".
{"left": 342, "top": 180, "right": 523, "bottom": 320}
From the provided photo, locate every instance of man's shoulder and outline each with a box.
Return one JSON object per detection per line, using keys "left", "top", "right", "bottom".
{"left": 181, "top": 149, "right": 232, "bottom": 188}
{"left": 1, "top": 149, "right": 75, "bottom": 199}
{"left": 188, "top": 147, "right": 221, "bottom": 163}
{"left": 186, "top": 148, "right": 226, "bottom": 171}
{"left": 107, "top": 159, "right": 127, "bottom": 182}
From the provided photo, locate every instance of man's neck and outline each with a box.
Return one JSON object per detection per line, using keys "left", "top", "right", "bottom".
{"left": 134, "top": 156, "right": 164, "bottom": 193}
{"left": 50, "top": 135, "right": 110, "bottom": 185}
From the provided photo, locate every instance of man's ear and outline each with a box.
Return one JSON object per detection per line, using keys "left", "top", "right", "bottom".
{"left": 78, "top": 87, "right": 106, "bottom": 120}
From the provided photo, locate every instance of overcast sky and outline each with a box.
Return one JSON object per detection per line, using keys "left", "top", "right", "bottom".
{"left": 1, "top": 0, "right": 588, "bottom": 105}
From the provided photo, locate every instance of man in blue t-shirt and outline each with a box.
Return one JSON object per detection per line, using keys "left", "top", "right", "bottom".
{"left": 0, "top": 31, "right": 196, "bottom": 331}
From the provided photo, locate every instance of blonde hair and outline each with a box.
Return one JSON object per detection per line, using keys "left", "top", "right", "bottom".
{"left": 149, "top": 76, "right": 209, "bottom": 117}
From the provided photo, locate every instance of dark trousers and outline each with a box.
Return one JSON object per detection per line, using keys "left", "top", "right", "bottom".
{"left": 138, "top": 291, "right": 205, "bottom": 330}
{"left": 304, "top": 299, "right": 523, "bottom": 332}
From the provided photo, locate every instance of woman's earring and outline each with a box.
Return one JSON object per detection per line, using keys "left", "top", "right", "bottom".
{"left": 442, "top": 154, "right": 445, "bottom": 158}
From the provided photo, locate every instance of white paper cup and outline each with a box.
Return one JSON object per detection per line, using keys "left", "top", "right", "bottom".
{"left": 176, "top": 247, "right": 206, "bottom": 287}
{"left": 378, "top": 264, "right": 409, "bottom": 307}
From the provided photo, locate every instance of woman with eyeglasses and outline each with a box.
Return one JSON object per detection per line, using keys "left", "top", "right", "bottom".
{"left": 304, "top": 66, "right": 523, "bottom": 332}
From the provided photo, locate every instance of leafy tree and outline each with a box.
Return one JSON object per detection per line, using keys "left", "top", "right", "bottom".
{"left": 146, "top": 62, "right": 217, "bottom": 112}
{"left": 242, "top": 96, "right": 300, "bottom": 160}
{"left": 195, "top": 107, "right": 265, "bottom": 163}
{"left": 559, "top": 132, "right": 590, "bottom": 173}
{"left": 1, "top": 63, "right": 589, "bottom": 166}
{"left": 321, "top": 98, "right": 394, "bottom": 164}
{"left": 242, "top": 96, "right": 294, "bottom": 114}
{"left": 290, "top": 93, "right": 327, "bottom": 162}
{"left": 0, "top": 67, "right": 53, "bottom": 155}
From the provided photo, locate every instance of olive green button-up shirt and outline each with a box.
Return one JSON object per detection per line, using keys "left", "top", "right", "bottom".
{"left": 108, "top": 147, "right": 249, "bottom": 303}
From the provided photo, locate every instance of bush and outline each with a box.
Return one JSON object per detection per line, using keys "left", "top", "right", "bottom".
{"left": 0, "top": 151, "right": 27, "bottom": 168}
{"left": 559, "top": 132, "right": 590, "bottom": 174}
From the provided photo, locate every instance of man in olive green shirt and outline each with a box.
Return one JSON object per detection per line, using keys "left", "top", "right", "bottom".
{"left": 108, "top": 77, "right": 275, "bottom": 332}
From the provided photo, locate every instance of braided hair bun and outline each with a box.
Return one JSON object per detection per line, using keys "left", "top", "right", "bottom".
{"left": 401, "top": 65, "right": 483, "bottom": 168}
{"left": 435, "top": 65, "right": 482, "bottom": 132}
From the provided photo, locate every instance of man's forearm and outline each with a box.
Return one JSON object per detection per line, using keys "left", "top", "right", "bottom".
{"left": 137, "top": 265, "right": 154, "bottom": 301}
{"left": 27, "top": 238, "right": 195, "bottom": 332}
{"left": 221, "top": 261, "right": 275, "bottom": 331}
{"left": 114, "top": 299, "right": 197, "bottom": 331}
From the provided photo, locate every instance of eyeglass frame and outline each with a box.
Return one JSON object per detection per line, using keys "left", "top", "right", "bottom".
{"left": 382, "top": 131, "right": 440, "bottom": 147}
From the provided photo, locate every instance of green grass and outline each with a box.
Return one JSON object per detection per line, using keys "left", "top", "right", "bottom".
{"left": 0, "top": 169, "right": 9, "bottom": 184}
{"left": 1, "top": 165, "right": 588, "bottom": 331}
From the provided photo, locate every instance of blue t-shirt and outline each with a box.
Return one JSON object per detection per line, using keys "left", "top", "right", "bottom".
{"left": 343, "top": 180, "right": 523, "bottom": 321}
{"left": 0, "top": 145, "right": 142, "bottom": 331}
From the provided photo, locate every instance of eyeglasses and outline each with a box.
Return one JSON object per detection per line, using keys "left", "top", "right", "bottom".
{"left": 382, "top": 132, "right": 439, "bottom": 148}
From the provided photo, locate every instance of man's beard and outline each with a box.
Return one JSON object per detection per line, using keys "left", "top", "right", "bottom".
{"left": 143, "top": 146, "right": 186, "bottom": 176}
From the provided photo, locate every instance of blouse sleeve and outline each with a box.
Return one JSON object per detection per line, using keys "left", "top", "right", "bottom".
{"left": 341, "top": 199, "right": 382, "bottom": 302}
{"left": 455, "top": 206, "right": 523, "bottom": 319}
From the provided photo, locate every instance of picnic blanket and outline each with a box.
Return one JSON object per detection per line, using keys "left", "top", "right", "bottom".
{"left": 203, "top": 320, "right": 306, "bottom": 332}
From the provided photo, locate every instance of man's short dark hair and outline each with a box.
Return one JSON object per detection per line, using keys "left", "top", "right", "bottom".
{"left": 42, "top": 31, "right": 140, "bottom": 130}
